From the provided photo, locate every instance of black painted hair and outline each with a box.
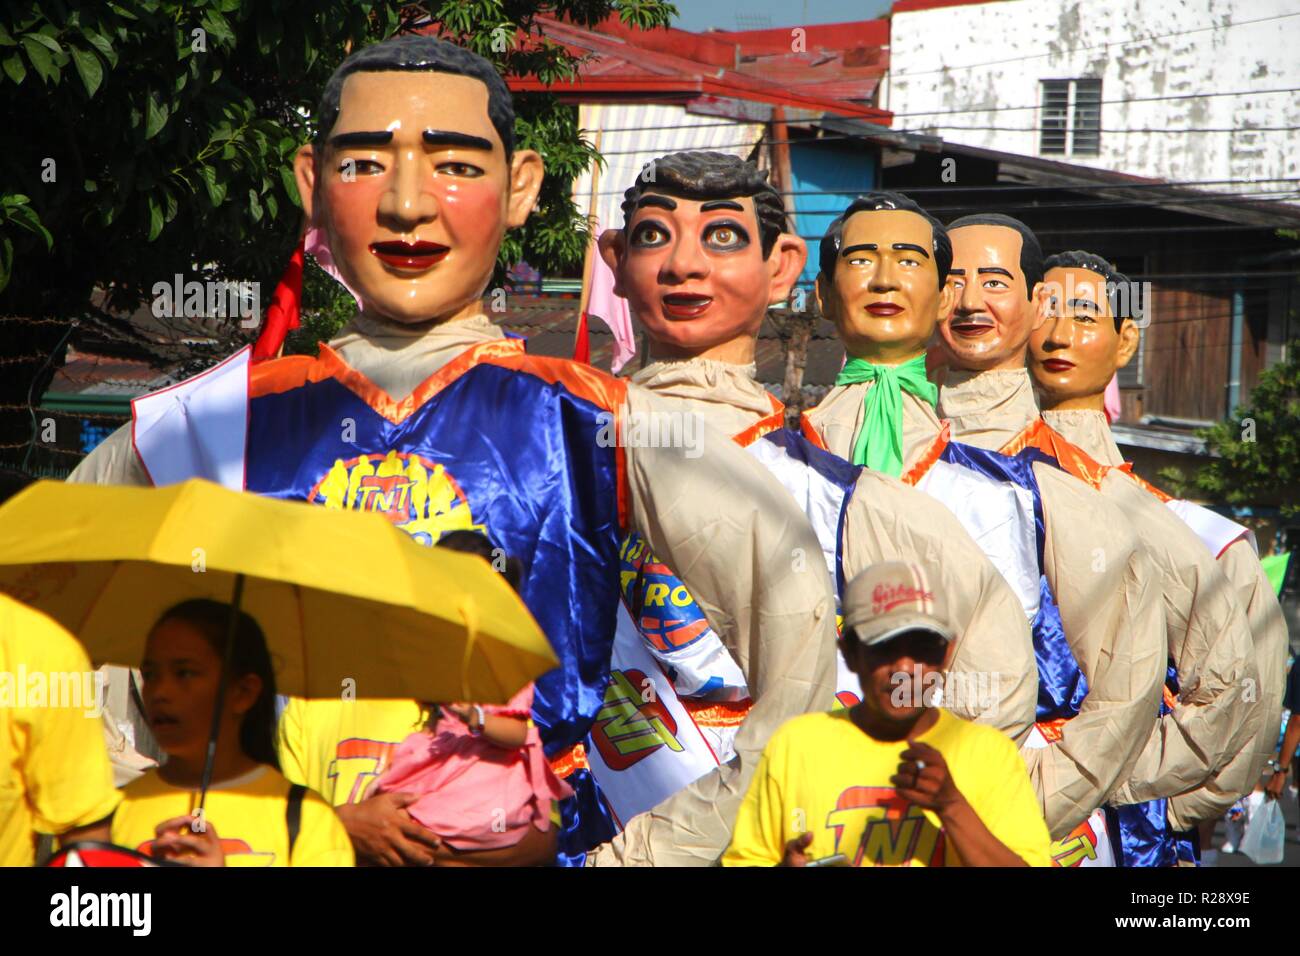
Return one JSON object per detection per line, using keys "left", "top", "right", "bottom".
{"left": 313, "top": 35, "right": 515, "bottom": 157}
{"left": 1044, "top": 250, "right": 1133, "bottom": 330}
{"left": 817, "top": 191, "right": 952, "bottom": 290}
{"left": 437, "top": 529, "right": 522, "bottom": 593}
{"left": 620, "top": 151, "right": 789, "bottom": 258}
{"left": 946, "top": 213, "right": 1044, "bottom": 299}
{"left": 152, "top": 599, "right": 280, "bottom": 769}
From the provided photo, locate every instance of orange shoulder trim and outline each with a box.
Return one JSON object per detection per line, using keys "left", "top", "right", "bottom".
{"left": 250, "top": 338, "right": 630, "bottom": 531}
{"left": 900, "top": 421, "right": 950, "bottom": 487}
{"left": 1117, "top": 462, "right": 1174, "bottom": 502}
{"left": 1000, "top": 419, "right": 1110, "bottom": 491}
{"left": 732, "top": 395, "right": 786, "bottom": 448}
{"left": 799, "top": 411, "right": 828, "bottom": 451}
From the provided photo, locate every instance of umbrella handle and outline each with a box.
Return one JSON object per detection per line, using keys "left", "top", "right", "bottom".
{"left": 198, "top": 573, "right": 245, "bottom": 812}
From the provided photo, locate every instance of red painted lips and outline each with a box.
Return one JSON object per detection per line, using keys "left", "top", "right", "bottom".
{"left": 369, "top": 240, "right": 450, "bottom": 271}
{"left": 1042, "top": 359, "right": 1075, "bottom": 372}
{"left": 865, "top": 302, "right": 904, "bottom": 316}
{"left": 661, "top": 293, "right": 713, "bottom": 319}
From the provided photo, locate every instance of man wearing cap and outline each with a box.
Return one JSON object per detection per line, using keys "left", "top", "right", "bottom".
{"left": 724, "top": 562, "right": 1052, "bottom": 867}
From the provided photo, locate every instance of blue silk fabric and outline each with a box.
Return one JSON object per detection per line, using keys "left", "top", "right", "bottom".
{"left": 245, "top": 362, "right": 624, "bottom": 762}
{"left": 934, "top": 441, "right": 1085, "bottom": 722}
{"left": 937, "top": 440, "right": 1176, "bottom": 867}
{"left": 1109, "top": 661, "right": 1183, "bottom": 867}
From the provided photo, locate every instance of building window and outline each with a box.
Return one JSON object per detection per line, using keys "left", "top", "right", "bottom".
{"left": 1040, "top": 78, "right": 1101, "bottom": 156}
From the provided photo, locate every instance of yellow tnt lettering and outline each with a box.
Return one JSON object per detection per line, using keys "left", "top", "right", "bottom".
{"left": 1051, "top": 834, "right": 1096, "bottom": 868}
{"left": 596, "top": 672, "right": 682, "bottom": 756}
{"left": 643, "top": 583, "right": 671, "bottom": 607}
{"left": 827, "top": 805, "right": 936, "bottom": 866}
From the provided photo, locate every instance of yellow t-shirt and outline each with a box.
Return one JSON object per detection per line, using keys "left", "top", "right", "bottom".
{"left": 723, "top": 709, "right": 1052, "bottom": 867}
{"left": 276, "top": 698, "right": 425, "bottom": 806}
{"left": 0, "top": 595, "right": 121, "bottom": 867}
{"left": 111, "top": 765, "right": 353, "bottom": 866}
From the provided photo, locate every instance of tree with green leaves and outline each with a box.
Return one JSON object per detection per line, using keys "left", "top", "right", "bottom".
{"left": 0, "top": 0, "right": 676, "bottom": 467}
{"left": 1159, "top": 339, "right": 1300, "bottom": 518}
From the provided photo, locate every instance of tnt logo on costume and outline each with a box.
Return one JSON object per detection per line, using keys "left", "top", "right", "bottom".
{"left": 826, "top": 785, "right": 945, "bottom": 867}
{"left": 590, "top": 669, "right": 684, "bottom": 770}
{"left": 1051, "top": 817, "right": 1100, "bottom": 867}
{"left": 309, "top": 450, "right": 483, "bottom": 544}
{"left": 619, "top": 533, "right": 711, "bottom": 651}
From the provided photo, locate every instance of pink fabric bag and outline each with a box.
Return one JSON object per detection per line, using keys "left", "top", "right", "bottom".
{"left": 371, "top": 684, "right": 572, "bottom": 851}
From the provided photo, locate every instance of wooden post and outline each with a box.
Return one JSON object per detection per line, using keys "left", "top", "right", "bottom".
{"left": 768, "top": 107, "right": 812, "bottom": 426}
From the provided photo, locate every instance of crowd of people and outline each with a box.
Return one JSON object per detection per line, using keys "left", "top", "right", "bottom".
{"left": 1, "top": 33, "right": 1294, "bottom": 869}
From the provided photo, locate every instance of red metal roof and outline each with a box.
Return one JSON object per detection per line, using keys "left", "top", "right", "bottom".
{"left": 508, "top": 16, "right": 891, "bottom": 124}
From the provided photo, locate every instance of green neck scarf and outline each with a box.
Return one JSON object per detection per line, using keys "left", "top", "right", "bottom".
{"left": 835, "top": 354, "right": 937, "bottom": 476}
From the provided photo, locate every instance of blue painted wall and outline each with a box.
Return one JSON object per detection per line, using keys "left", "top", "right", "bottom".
{"left": 787, "top": 139, "right": 879, "bottom": 292}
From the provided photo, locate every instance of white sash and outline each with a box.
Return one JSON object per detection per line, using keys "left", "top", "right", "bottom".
{"left": 131, "top": 346, "right": 251, "bottom": 489}
{"left": 1166, "top": 499, "right": 1255, "bottom": 558}
{"left": 584, "top": 621, "right": 722, "bottom": 828}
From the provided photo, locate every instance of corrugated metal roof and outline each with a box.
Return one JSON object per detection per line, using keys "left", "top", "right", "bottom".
{"left": 510, "top": 16, "right": 891, "bottom": 124}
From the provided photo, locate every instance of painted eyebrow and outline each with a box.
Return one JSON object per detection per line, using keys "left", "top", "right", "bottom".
{"left": 893, "top": 242, "right": 930, "bottom": 258}
{"left": 635, "top": 195, "right": 677, "bottom": 211}
{"left": 329, "top": 130, "right": 393, "bottom": 148}
{"left": 423, "top": 130, "right": 494, "bottom": 150}
{"left": 700, "top": 200, "right": 744, "bottom": 212}
{"left": 1066, "top": 297, "right": 1102, "bottom": 312}
{"left": 977, "top": 267, "right": 1015, "bottom": 278}
{"left": 840, "top": 243, "right": 878, "bottom": 257}
{"left": 948, "top": 268, "right": 966, "bottom": 275}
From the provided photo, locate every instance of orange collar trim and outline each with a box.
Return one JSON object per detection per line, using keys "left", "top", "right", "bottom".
{"left": 900, "top": 421, "right": 951, "bottom": 487}
{"left": 249, "top": 338, "right": 631, "bottom": 531}
{"left": 798, "top": 411, "right": 828, "bottom": 452}
{"left": 1000, "top": 418, "right": 1110, "bottom": 491}
{"left": 249, "top": 338, "right": 527, "bottom": 425}
{"left": 731, "top": 394, "right": 786, "bottom": 448}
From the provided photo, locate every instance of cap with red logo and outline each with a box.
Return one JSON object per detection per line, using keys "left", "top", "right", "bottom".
{"left": 841, "top": 561, "right": 953, "bottom": 647}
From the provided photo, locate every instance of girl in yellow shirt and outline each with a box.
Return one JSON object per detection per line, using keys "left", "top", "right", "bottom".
{"left": 111, "top": 599, "right": 352, "bottom": 866}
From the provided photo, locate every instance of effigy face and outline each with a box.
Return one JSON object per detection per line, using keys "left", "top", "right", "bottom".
{"left": 294, "top": 70, "right": 542, "bottom": 325}
{"left": 940, "top": 224, "right": 1047, "bottom": 371}
{"left": 1029, "top": 265, "right": 1137, "bottom": 405}
{"left": 819, "top": 209, "right": 953, "bottom": 364}
{"left": 606, "top": 192, "right": 781, "bottom": 354}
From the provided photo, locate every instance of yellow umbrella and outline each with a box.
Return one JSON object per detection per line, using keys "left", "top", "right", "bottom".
{"left": 0, "top": 479, "right": 556, "bottom": 704}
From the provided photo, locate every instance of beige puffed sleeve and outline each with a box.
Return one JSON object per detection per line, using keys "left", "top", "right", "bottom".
{"left": 838, "top": 469, "right": 1038, "bottom": 745}
{"left": 1167, "top": 538, "right": 1288, "bottom": 829}
{"left": 588, "top": 387, "right": 839, "bottom": 866}
{"left": 1023, "top": 463, "right": 1166, "bottom": 839}
{"left": 65, "top": 422, "right": 150, "bottom": 486}
{"left": 1103, "top": 473, "right": 1262, "bottom": 807}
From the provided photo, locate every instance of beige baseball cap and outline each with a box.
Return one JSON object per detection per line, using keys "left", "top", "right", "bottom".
{"left": 841, "top": 561, "right": 954, "bottom": 647}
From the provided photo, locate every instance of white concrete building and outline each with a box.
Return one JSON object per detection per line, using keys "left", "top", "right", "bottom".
{"left": 885, "top": 0, "right": 1300, "bottom": 199}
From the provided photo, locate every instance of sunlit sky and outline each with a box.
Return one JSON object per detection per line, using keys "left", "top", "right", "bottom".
{"left": 671, "top": 0, "right": 894, "bottom": 32}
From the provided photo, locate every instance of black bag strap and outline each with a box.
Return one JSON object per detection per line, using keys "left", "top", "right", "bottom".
{"left": 286, "top": 784, "right": 306, "bottom": 860}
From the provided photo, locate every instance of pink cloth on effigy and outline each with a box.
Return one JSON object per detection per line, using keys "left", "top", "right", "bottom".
{"left": 371, "top": 683, "right": 573, "bottom": 851}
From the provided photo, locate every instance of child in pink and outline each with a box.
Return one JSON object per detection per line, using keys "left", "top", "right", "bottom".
{"left": 371, "top": 684, "right": 571, "bottom": 851}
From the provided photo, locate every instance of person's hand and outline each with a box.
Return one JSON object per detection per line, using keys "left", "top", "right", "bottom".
{"left": 151, "top": 814, "right": 226, "bottom": 867}
{"left": 893, "top": 740, "right": 963, "bottom": 817}
{"left": 335, "top": 792, "right": 444, "bottom": 866}
{"left": 780, "top": 832, "right": 814, "bottom": 867}
{"left": 1265, "top": 764, "right": 1288, "bottom": 799}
